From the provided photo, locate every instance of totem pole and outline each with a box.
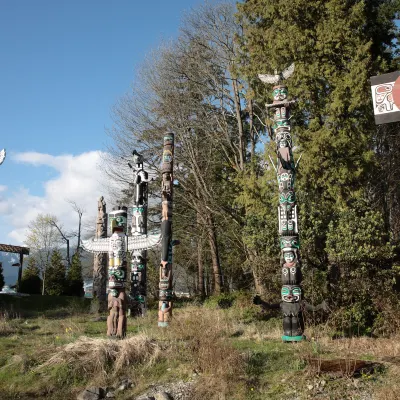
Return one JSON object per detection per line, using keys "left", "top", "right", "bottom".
{"left": 259, "top": 64, "right": 305, "bottom": 342}
{"left": 92, "top": 196, "right": 108, "bottom": 312}
{"left": 158, "top": 132, "right": 175, "bottom": 328}
{"left": 106, "top": 207, "right": 129, "bottom": 337}
{"left": 82, "top": 204, "right": 161, "bottom": 336}
{"left": 128, "top": 150, "right": 151, "bottom": 317}
{"left": 0, "top": 149, "right": 6, "bottom": 165}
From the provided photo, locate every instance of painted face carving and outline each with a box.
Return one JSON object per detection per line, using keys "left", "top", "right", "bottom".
{"left": 280, "top": 236, "right": 300, "bottom": 250}
{"left": 109, "top": 267, "right": 125, "bottom": 283}
{"left": 164, "top": 134, "right": 174, "bottom": 146}
{"left": 281, "top": 285, "right": 301, "bottom": 302}
{"left": 110, "top": 213, "right": 127, "bottom": 233}
{"left": 284, "top": 251, "right": 295, "bottom": 263}
{"left": 276, "top": 131, "right": 292, "bottom": 148}
{"left": 278, "top": 172, "right": 294, "bottom": 191}
{"left": 163, "top": 150, "right": 172, "bottom": 163}
{"left": 273, "top": 86, "right": 288, "bottom": 101}
{"left": 274, "top": 119, "right": 290, "bottom": 130}
{"left": 279, "top": 191, "right": 296, "bottom": 206}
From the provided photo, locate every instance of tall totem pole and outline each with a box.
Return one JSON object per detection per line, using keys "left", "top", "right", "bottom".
{"left": 259, "top": 64, "right": 304, "bottom": 342}
{"left": 107, "top": 206, "right": 129, "bottom": 337}
{"left": 82, "top": 203, "right": 161, "bottom": 336}
{"left": 93, "top": 196, "right": 108, "bottom": 312}
{"left": 128, "top": 150, "right": 151, "bottom": 317}
{"left": 158, "top": 133, "right": 175, "bottom": 327}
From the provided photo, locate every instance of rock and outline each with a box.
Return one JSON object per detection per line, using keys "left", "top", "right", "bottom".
{"left": 77, "top": 387, "right": 105, "bottom": 400}
{"left": 105, "top": 392, "right": 115, "bottom": 398}
{"left": 154, "top": 392, "right": 172, "bottom": 400}
{"left": 307, "top": 385, "right": 313, "bottom": 391}
{"left": 117, "top": 378, "right": 133, "bottom": 392}
{"left": 320, "top": 380, "right": 326, "bottom": 387}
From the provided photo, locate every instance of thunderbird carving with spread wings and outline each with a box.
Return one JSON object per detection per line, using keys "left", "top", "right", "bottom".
{"left": 81, "top": 231, "right": 161, "bottom": 254}
{"left": 258, "top": 63, "right": 295, "bottom": 85}
{"left": 0, "top": 149, "right": 6, "bottom": 166}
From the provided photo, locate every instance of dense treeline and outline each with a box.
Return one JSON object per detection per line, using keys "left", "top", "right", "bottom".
{"left": 105, "top": 0, "right": 400, "bottom": 334}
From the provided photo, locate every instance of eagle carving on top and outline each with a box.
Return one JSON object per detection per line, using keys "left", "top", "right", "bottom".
{"left": 0, "top": 149, "right": 6, "bottom": 166}
{"left": 258, "top": 63, "right": 295, "bottom": 85}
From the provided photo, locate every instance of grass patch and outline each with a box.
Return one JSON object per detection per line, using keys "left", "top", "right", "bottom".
{"left": 0, "top": 299, "right": 397, "bottom": 399}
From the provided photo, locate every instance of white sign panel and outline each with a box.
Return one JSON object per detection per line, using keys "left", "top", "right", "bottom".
{"left": 370, "top": 71, "right": 400, "bottom": 124}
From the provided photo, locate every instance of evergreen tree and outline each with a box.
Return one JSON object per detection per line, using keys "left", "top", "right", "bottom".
{"left": 67, "top": 252, "right": 83, "bottom": 296}
{"left": 0, "top": 262, "right": 5, "bottom": 290}
{"left": 19, "top": 256, "right": 42, "bottom": 294}
{"left": 45, "top": 250, "right": 66, "bottom": 296}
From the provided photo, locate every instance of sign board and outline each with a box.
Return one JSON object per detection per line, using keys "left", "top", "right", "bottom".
{"left": 370, "top": 71, "right": 400, "bottom": 125}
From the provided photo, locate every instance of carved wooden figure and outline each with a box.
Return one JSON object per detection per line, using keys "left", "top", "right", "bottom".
{"left": 93, "top": 196, "right": 108, "bottom": 312}
{"left": 129, "top": 150, "right": 152, "bottom": 317}
{"left": 158, "top": 132, "right": 175, "bottom": 327}
{"left": 259, "top": 65, "right": 305, "bottom": 342}
{"left": 82, "top": 203, "right": 161, "bottom": 337}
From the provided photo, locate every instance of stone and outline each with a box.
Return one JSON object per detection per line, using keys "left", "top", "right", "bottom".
{"left": 77, "top": 387, "right": 105, "bottom": 400}
{"left": 306, "top": 385, "right": 313, "bottom": 391}
{"left": 154, "top": 392, "right": 172, "bottom": 400}
{"left": 105, "top": 392, "right": 115, "bottom": 398}
{"left": 117, "top": 378, "right": 133, "bottom": 392}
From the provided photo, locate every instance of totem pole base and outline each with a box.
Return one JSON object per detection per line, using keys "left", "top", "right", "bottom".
{"left": 107, "top": 291, "right": 127, "bottom": 338}
{"left": 158, "top": 321, "right": 168, "bottom": 327}
{"left": 282, "top": 335, "right": 304, "bottom": 342}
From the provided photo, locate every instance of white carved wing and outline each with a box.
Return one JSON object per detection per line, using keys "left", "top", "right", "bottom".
{"left": 0, "top": 149, "right": 6, "bottom": 166}
{"left": 127, "top": 231, "right": 161, "bottom": 251}
{"left": 258, "top": 74, "right": 279, "bottom": 84}
{"left": 81, "top": 238, "right": 109, "bottom": 253}
{"left": 282, "top": 63, "right": 295, "bottom": 80}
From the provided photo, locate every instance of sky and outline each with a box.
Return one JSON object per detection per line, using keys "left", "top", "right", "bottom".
{"left": 0, "top": 0, "right": 227, "bottom": 284}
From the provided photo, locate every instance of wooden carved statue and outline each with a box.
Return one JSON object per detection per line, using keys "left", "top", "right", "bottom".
{"left": 158, "top": 133, "right": 176, "bottom": 327}
{"left": 82, "top": 203, "right": 161, "bottom": 337}
{"left": 128, "top": 150, "right": 154, "bottom": 318}
{"left": 93, "top": 196, "right": 108, "bottom": 312}
{"left": 258, "top": 65, "right": 306, "bottom": 342}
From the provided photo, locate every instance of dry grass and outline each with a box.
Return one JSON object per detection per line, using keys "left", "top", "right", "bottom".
{"left": 1, "top": 300, "right": 400, "bottom": 400}
{"left": 374, "top": 365, "right": 400, "bottom": 400}
{"left": 38, "top": 334, "right": 160, "bottom": 379}
{"left": 152, "top": 307, "right": 246, "bottom": 399}
{"left": 305, "top": 334, "right": 400, "bottom": 360}
{"left": 0, "top": 310, "right": 22, "bottom": 337}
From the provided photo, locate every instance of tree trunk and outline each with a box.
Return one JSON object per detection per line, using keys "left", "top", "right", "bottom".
{"left": 232, "top": 78, "right": 245, "bottom": 171}
{"left": 206, "top": 213, "right": 223, "bottom": 295}
{"left": 66, "top": 240, "right": 70, "bottom": 268}
{"left": 42, "top": 269, "right": 46, "bottom": 296}
{"left": 197, "top": 211, "right": 205, "bottom": 298}
{"left": 197, "top": 237, "right": 205, "bottom": 298}
{"left": 248, "top": 248, "right": 266, "bottom": 296}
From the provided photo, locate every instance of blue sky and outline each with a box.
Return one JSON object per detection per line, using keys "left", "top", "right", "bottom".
{"left": 0, "top": 0, "right": 228, "bottom": 283}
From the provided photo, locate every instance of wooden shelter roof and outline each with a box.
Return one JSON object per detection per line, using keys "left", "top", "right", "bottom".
{"left": 0, "top": 244, "right": 29, "bottom": 255}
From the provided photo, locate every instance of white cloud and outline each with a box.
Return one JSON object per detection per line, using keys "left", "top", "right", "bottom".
{"left": 0, "top": 151, "right": 118, "bottom": 245}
